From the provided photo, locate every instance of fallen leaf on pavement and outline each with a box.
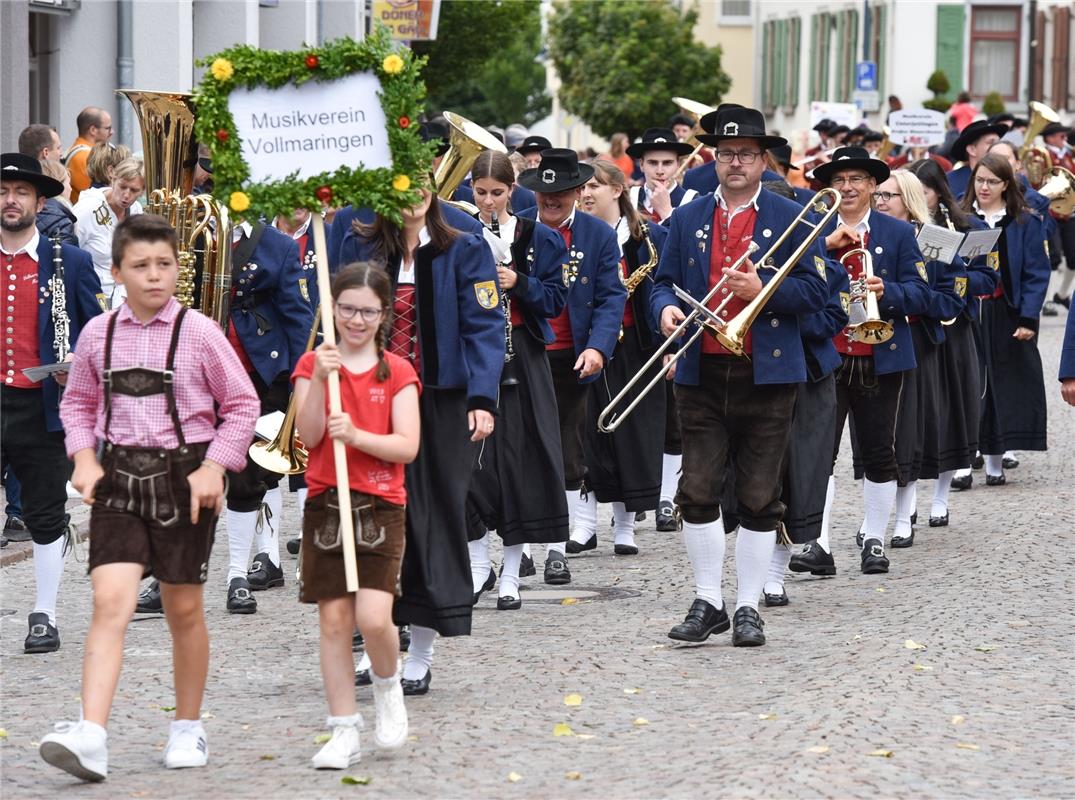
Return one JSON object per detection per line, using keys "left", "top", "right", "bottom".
{"left": 633, "top": 717, "right": 649, "bottom": 726}
{"left": 259, "top": 755, "right": 276, "bottom": 761}
{"left": 876, "top": 588, "right": 886, "bottom": 593}
{"left": 507, "top": 772, "right": 522, "bottom": 783}
{"left": 974, "top": 645, "right": 995, "bottom": 653}
{"left": 564, "top": 693, "right": 583, "bottom": 707}
{"left": 576, "top": 734, "right": 596, "bottom": 740}
{"left": 806, "top": 745, "right": 829, "bottom": 754}
{"left": 758, "top": 713, "right": 777, "bottom": 720}
{"left": 0, "top": 729, "right": 7, "bottom": 739}
{"left": 913, "top": 664, "right": 933, "bottom": 672}
{"left": 867, "top": 749, "right": 894, "bottom": 758}
{"left": 341, "top": 775, "right": 371, "bottom": 785}
{"left": 161, "top": 705, "right": 176, "bottom": 712}
{"left": 565, "top": 771, "right": 582, "bottom": 780}
{"left": 950, "top": 715, "right": 965, "bottom": 725}
{"left": 314, "top": 734, "right": 331, "bottom": 744}
{"left": 623, "top": 688, "right": 642, "bottom": 695}
{"left": 200, "top": 712, "right": 214, "bottom": 720}
{"left": 553, "top": 723, "right": 574, "bottom": 737}
{"left": 561, "top": 598, "right": 578, "bottom": 606}
{"left": 955, "top": 743, "right": 980, "bottom": 751}
{"left": 408, "top": 735, "right": 418, "bottom": 741}
{"left": 904, "top": 640, "right": 926, "bottom": 650}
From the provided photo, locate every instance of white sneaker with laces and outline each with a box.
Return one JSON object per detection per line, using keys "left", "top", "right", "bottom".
{"left": 39, "top": 720, "right": 108, "bottom": 782}
{"left": 371, "top": 673, "right": 409, "bottom": 749}
{"left": 164, "top": 722, "right": 209, "bottom": 769}
{"left": 312, "top": 713, "right": 363, "bottom": 769}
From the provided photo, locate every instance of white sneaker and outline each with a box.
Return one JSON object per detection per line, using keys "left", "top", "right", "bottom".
{"left": 163, "top": 723, "right": 208, "bottom": 769}
{"left": 312, "top": 714, "right": 363, "bottom": 769}
{"left": 39, "top": 720, "right": 108, "bottom": 782}
{"left": 372, "top": 674, "right": 409, "bottom": 749}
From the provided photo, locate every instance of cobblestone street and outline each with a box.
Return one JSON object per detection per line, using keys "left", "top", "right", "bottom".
{"left": 1, "top": 317, "right": 1072, "bottom": 799}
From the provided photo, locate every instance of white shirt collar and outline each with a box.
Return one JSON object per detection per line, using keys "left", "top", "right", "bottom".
{"left": 543, "top": 207, "right": 576, "bottom": 230}
{"left": 492, "top": 213, "right": 517, "bottom": 243}
{"left": 714, "top": 184, "right": 762, "bottom": 219}
{"left": 0, "top": 228, "right": 41, "bottom": 261}
{"left": 837, "top": 209, "right": 871, "bottom": 234}
{"left": 272, "top": 215, "right": 311, "bottom": 240}
{"left": 973, "top": 200, "right": 1006, "bottom": 228}
{"left": 231, "top": 220, "right": 254, "bottom": 244}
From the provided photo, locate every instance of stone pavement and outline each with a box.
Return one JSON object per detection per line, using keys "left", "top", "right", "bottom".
{"left": 2, "top": 316, "right": 1073, "bottom": 800}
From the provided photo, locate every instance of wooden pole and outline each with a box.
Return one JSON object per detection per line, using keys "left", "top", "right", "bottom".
{"left": 310, "top": 213, "right": 359, "bottom": 592}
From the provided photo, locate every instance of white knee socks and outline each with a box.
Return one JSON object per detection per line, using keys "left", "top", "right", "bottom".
{"left": 468, "top": 533, "right": 492, "bottom": 593}
{"left": 893, "top": 481, "right": 916, "bottom": 539}
{"left": 403, "top": 624, "right": 435, "bottom": 680}
{"left": 932, "top": 471, "right": 953, "bottom": 517}
{"left": 660, "top": 453, "right": 681, "bottom": 504}
{"left": 764, "top": 542, "right": 792, "bottom": 596}
{"left": 818, "top": 475, "right": 835, "bottom": 553}
{"left": 33, "top": 537, "right": 66, "bottom": 626}
{"left": 499, "top": 543, "right": 524, "bottom": 598}
{"left": 862, "top": 479, "right": 897, "bottom": 547}
{"left": 612, "top": 502, "right": 635, "bottom": 548}
{"left": 254, "top": 487, "right": 282, "bottom": 567}
{"left": 682, "top": 519, "right": 725, "bottom": 610}
{"left": 568, "top": 488, "right": 597, "bottom": 546}
{"left": 226, "top": 509, "right": 259, "bottom": 583}
{"left": 735, "top": 527, "right": 776, "bottom": 611}
{"left": 1059, "top": 268, "right": 1075, "bottom": 299}
{"left": 984, "top": 454, "right": 1004, "bottom": 476}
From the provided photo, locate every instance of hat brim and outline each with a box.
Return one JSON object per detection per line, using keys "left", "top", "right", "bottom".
{"left": 516, "top": 162, "right": 595, "bottom": 193}
{"left": 950, "top": 123, "right": 1008, "bottom": 162}
{"left": 696, "top": 133, "right": 787, "bottom": 150}
{"left": 625, "top": 140, "right": 695, "bottom": 159}
{"left": 813, "top": 157, "right": 889, "bottom": 186}
{"left": 516, "top": 144, "right": 549, "bottom": 155}
{"left": 0, "top": 168, "right": 63, "bottom": 199}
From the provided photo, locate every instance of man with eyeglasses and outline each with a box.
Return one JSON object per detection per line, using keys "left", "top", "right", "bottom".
{"left": 650, "top": 106, "right": 828, "bottom": 647}
{"left": 682, "top": 104, "right": 785, "bottom": 196}
{"left": 798, "top": 147, "right": 929, "bottom": 578}
{"left": 63, "top": 107, "right": 114, "bottom": 205}
{"left": 945, "top": 120, "right": 1007, "bottom": 200}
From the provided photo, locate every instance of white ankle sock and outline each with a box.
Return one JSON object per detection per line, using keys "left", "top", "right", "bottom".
{"left": 660, "top": 453, "right": 681, "bottom": 504}
{"left": 568, "top": 488, "right": 596, "bottom": 545}
{"left": 984, "top": 454, "right": 1004, "bottom": 476}
{"left": 682, "top": 519, "right": 725, "bottom": 610}
{"left": 893, "top": 481, "right": 916, "bottom": 538}
{"left": 33, "top": 537, "right": 66, "bottom": 626}
{"left": 226, "top": 509, "right": 258, "bottom": 583}
{"left": 522, "top": 543, "right": 531, "bottom": 560}
{"left": 932, "top": 472, "right": 953, "bottom": 517}
{"left": 255, "top": 487, "right": 282, "bottom": 567}
{"left": 735, "top": 527, "right": 776, "bottom": 611}
{"left": 862, "top": 479, "right": 896, "bottom": 547}
{"left": 764, "top": 543, "right": 792, "bottom": 596}
{"left": 467, "top": 533, "right": 492, "bottom": 593}
{"left": 611, "top": 502, "right": 635, "bottom": 547}
{"left": 499, "top": 544, "right": 523, "bottom": 597}
{"left": 403, "top": 625, "right": 435, "bottom": 680}
{"left": 818, "top": 475, "right": 835, "bottom": 553}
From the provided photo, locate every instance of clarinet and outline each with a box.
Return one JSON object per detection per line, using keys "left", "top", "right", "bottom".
{"left": 49, "top": 235, "right": 71, "bottom": 363}
{"left": 491, "top": 212, "right": 519, "bottom": 386}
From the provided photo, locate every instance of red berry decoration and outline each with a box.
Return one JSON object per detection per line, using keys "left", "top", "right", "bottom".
{"left": 398, "top": 116, "right": 411, "bottom": 128}
{"left": 305, "top": 54, "right": 319, "bottom": 69}
{"left": 316, "top": 185, "right": 333, "bottom": 204}
{"left": 216, "top": 129, "right": 229, "bottom": 143}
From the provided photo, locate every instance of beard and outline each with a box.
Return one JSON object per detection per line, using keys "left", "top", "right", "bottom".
{"left": 1, "top": 207, "right": 36, "bottom": 233}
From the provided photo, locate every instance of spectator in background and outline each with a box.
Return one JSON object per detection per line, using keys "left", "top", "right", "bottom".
{"left": 82, "top": 143, "right": 132, "bottom": 203}
{"left": 886, "top": 95, "right": 903, "bottom": 124}
{"left": 73, "top": 156, "right": 144, "bottom": 306}
{"left": 18, "top": 124, "right": 63, "bottom": 162}
{"left": 504, "top": 124, "right": 529, "bottom": 152}
{"left": 948, "top": 92, "right": 979, "bottom": 132}
{"left": 36, "top": 159, "right": 78, "bottom": 246}
{"left": 601, "top": 133, "right": 636, "bottom": 184}
{"left": 62, "top": 107, "right": 113, "bottom": 204}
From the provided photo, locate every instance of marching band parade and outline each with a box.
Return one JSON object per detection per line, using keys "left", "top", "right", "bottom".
{"left": 1, "top": 3, "right": 1073, "bottom": 797}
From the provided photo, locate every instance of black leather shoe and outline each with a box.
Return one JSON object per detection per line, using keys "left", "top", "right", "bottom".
{"left": 667, "top": 598, "right": 730, "bottom": 643}
{"left": 565, "top": 534, "right": 597, "bottom": 554}
{"left": 352, "top": 630, "right": 364, "bottom": 651}
{"left": 655, "top": 501, "right": 678, "bottom": 532}
{"left": 1042, "top": 301, "right": 1060, "bottom": 317}
{"left": 136, "top": 579, "right": 164, "bottom": 614}
{"left": 1054, "top": 292, "right": 1071, "bottom": 309}
{"left": 855, "top": 529, "right": 865, "bottom": 548}
{"left": 928, "top": 512, "right": 949, "bottom": 528}
{"left": 354, "top": 669, "right": 371, "bottom": 686}
{"left": 972, "top": 453, "right": 984, "bottom": 469}
{"left": 986, "top": 473, "right": 1006, "bottom": 486}
{"left": 286, "top": 537, "right": 300, "bottom": 555}
{"left": 1002, "top": 455, "right": 1019, "bottom": 469}
{"left": 951, "top": 473, "right": 972, "bottom": 491}
{"left": 1, "top": 534, "right": 7, "bottom": 548}
{"left": 497, "top": 595, "right": 522, "bottom": 610}
{"left": 472, "top": 567, "right": 496, "bottom": 605}
{"left": 398, "top": 624, "right": 411, "bottom": 651}
{"left": 910, "top": 511, "right": 917, "bottom": 525}
{"left": 543, "top": 553, "right": 571, "bottom": 585}
{"left": 24, "top": 612, "right": 60, "bottom": 653}
{"left": 247, "top": 553, "right": 284, "bottom": 590}
{"left": 731, "top": 606, "right": 766, "bottom": 647}
{"left": 763, "top": 588, "right": 789, "bottom": 607}
{"left": 227, "top": 577, "right": 258, "bottom": 614}
{"left": 519, "top": 553, "right": 536, "bottom": 578}
{"left": 860, "top": 539, "right": 890, "bottom": 574}
{"left": 613, "top": 543, "right": 638, "bottom": 555}
{"left": 401, "top": 669, "right": 431, "bottom": 696}
{"left": 4, "top": 515, "right": 31, "bottom": 542}
{"left": 634, "top": 511, "right": 646, "bottom": 523}
{"left": 788, "top": 541, "right": 836, "bottom": 576}
{"left": 891, "top": 527, "right": 915, "bottom": 548}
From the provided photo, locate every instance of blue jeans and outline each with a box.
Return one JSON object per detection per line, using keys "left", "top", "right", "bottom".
{"left": 2, "top": 462, "right": 23, "bottom": 518}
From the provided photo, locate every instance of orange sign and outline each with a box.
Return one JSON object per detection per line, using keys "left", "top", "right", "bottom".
{"left": 371, "top": 0, "right": 441, "bottom": 42}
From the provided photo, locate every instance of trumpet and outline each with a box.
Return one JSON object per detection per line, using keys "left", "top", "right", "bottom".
{"left": 841, "top": 248, "right": 894, "bottom": 344}
{"left": 597, "top": 187, "right": 842, "bottom": 433}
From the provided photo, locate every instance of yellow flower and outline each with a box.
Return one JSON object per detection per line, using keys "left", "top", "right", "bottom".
{"left": 382, "top": 54, "right": 404, "bottom": 75}
{"left": 229, "top": 191, "right": 250, "bottom": 212}
{"left": 210, "top": 58, "right": 234, "bottom": 82}
{"left": 392, "top": 174, "right": 411, "bottom": 192}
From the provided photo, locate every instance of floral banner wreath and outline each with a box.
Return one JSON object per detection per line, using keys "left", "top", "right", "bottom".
{"left": 194, "top": 25, "right": 432, "bottom": 224}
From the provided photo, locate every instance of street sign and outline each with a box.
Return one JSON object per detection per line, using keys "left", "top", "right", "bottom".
{"left": 856, "top": 61, "right": 877, "bottom": 92}
{"left": 852, "top": 90, "right": 880, "bottom": 112}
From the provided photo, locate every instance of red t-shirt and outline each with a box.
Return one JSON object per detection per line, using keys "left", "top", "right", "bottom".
{"left": 292, "top": 350, "right": 420, "bottom": 505}
{"left": 4, "top": 250, "right": 41, "bottom": 388}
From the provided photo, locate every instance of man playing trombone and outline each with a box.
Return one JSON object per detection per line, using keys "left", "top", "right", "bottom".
{"left": 649, "top": 106, "right": 829, "bottom": 648}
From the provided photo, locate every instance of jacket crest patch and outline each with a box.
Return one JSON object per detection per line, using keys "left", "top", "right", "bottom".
{"left": 474, "top": 280, "right": 499, "bottom": 309}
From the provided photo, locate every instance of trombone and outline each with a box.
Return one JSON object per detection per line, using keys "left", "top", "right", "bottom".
{"left": 840, "top": 248, "right": 894, "bottom": 344}
{"left": 597, "top": 187, "right": 842, "bottom": 433}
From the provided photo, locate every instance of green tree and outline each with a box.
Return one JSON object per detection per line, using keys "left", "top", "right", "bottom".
{"left": 547, "top": 0, "right": 731, "bottom": 140}
{"left": 411, "top": 0, "right": 549, "bottom": 126}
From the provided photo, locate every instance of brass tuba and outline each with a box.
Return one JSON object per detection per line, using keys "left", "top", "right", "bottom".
{"left": 434, "top": 111, "right": 508, "bottom": 214}
{"left": 118, "top": 89, "right": 233, "bottom": 328}
{"left": 1019, "top": 101, "right": 1061, "bottom": 187}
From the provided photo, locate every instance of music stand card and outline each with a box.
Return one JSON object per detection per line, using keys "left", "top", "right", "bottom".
{"left": 194, "top": 26, "right": 433, "bottom": 222}
{"left": 916, "top": 223, "right": 964, "bottom": 264}
{"left": 958, "top": 228, "right": 1003, "bottom": 260}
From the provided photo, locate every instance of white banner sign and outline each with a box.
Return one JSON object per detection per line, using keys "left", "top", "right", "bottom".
{"left": 229, "top": 72, "right": 391, "bottom": 182}
{"left": 887, "top": 109, "right": 947, "bottom": 148}
{"left": 810, "top": 101, "right": 859, "bottom": 129}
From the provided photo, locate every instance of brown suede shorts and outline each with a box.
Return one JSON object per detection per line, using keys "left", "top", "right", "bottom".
{"left": 88, "top": 442, "right": 216, "bottom": 584}
{"left": 299, "top": 489, "right": 406, "bottom": 603}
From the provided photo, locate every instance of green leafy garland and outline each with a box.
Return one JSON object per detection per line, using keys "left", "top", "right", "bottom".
{"left": 194, "top": 25, "right": 433, "bottom": 224}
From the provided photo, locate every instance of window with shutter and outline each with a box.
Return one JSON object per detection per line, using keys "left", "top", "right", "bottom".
{"left": 969, "top": 5, "right": 1021, "bottom": 101}
{"left": 1051, "top": 6, "right": 1070, "bottom": 111}
{"left": 935, "top": 4, "right": 965, "bottom": 96}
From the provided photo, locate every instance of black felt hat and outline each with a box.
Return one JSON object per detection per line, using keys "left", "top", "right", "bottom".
{"left": 516, "top": 135, "right": 553, "bottom": 156}
{"left": 0, "top": 152, "right": 63, "bottom": 198}
{"left": 768, "top": 144, "right": 799, "bottom": 171}
{"left": 516, "top": 148, "right": 594, "bottom": 193}
{"left": 696, "top": 106, "right": 786, "bottom": 149}
{"left": 626, "top": 128, "right": 695, "bottom": 159}
{"left": 1040, "top": 122, "right": 1072, "bottom": 138}
{"left": 812, "top": 146, "right": 890, "bottom": 185}
{"left": 950, "top": 120, "right": 1008, "bottom": 162}
{"left": 813, "top": 118, "right": 837, "bottom": 134}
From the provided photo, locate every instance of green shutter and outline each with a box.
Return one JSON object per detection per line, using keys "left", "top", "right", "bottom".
{"left": 876, "top": 4, "right": 885, "bottom": 97}
{"left": 789, "top": 17, "right": 800, "bottom": 108}
{"left": 809, "top": 15, "right": 817, "bottom": 101}
{"left": 776, "top": 20, "right": 786, "bottom": 109}
{"left": 936, "top": 4, "right": 965, "bottom": 95}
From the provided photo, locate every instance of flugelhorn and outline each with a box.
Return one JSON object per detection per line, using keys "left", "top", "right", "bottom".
{"left": 840, "top": 248, "right": 894, "bottom": 344}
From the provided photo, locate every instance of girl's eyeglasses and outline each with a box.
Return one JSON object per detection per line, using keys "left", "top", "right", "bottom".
{"left": 335, "top": 303, "right": 384, "bottom": 323}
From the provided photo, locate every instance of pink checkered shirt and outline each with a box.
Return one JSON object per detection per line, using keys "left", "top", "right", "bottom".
{"left": 61, "top": 297, "right": 259, "bottom": 472}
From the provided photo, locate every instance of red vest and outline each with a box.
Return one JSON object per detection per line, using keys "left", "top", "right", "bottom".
{"left": 547, "top": 224, "right": 574, "bottom": 351}
{"left": 3, "top": 250, "right": 41, "bottom": 388}
{"left": 701, "top": 204, "right": 756, "bottom": 356}
{"left": 832, "top": 237, "right": 874, "bottom": 357}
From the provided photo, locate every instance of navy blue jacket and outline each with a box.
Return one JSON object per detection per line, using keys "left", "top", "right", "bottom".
{"left": 918, "top": 250, "right": 966, "bottom": 345}
{"left": 622, "top": 219, "right": 669, "bottom": 349}
{"left": 682, "top": 162, "right": 783, "bottom": 196}
{"left": 32, "top": 237, "right": 105, "bottom": 431}
{"left": 946, "top": 165, "right": 971, "bottom": 201}
{"left": 822, "top": 211, "right": 931, "bottom": 374}
{"left": 651, "top": 189, "right": 829, "bottom": 385}
{"left": 1019, "top": 175, "right": 1055, "bottom": 238}
{"left": 230, "top": 224, "right": 315, "bottom": 386}
{"left": 516, "top": 207, "right": 627, "bottom": 380}
{"left": 340, "top": 228, "right": 505, "bottom": 412}
{"left": 454, "top": 184, "right": 536, "bottom": 216}
{"left": 502, "top": 216, "right": 570, "bottom": 344}
{"left": 36, "top": 199, "right": 78, "bottom": 247}
{"left": 1060, "top": 302, "right": 1075, "bottom": 380}
{"left": 986, "top": 211, "right": 1051, "bottom": 328}
{"left": 800, "top": 259, "right": 849, "bottom": 380}
{"left": 960, "top": 216, "right": 1001, "bottom": 321}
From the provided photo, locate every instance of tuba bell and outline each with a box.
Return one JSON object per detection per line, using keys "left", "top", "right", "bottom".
{"left": 1038, "top": 166, "right": 1075, "bottom": 218}
{"left": 434, "top": 111, "right": 508, "bottom": 214}
{"left": 118, "top": 89, "right": 233, "bottom": 328}
{"left": 1019, "top": 101, "right": 1061, "bottom": 187}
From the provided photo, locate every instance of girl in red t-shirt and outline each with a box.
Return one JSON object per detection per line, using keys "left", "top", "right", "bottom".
{"left": 292, "top": 262, "right": 420, "bottom": 770}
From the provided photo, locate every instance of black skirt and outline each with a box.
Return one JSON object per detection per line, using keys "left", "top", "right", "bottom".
{"left": 978, "top": 297, "right": 1047, "bottom": 453}
{"left": 928, "top": 315, "right": 980, "bottom": 474}
{"left": 394, "top": 387, "right": 475, "bottom": 638}
{"left": 585, "top": 331, "right": 665, "bottom": 511}
{"left": 467, "top": 330, "right": 570, "bottom": 546}
{"left": 783, "top": 373, "right": 836, "bottom": 543}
